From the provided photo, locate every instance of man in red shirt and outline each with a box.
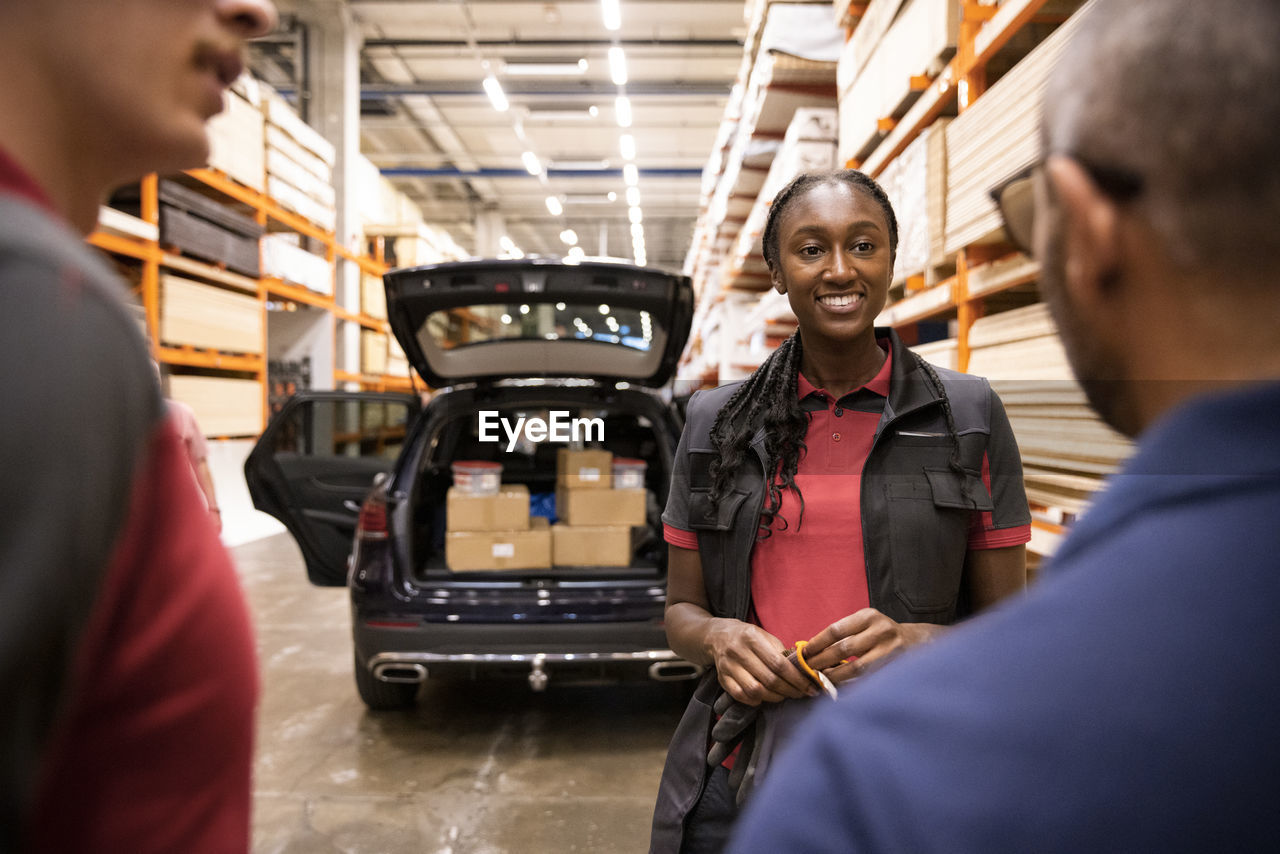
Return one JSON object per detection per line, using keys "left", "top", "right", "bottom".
{"left": 0, "top": 2, "right": 276, "bottom": 851}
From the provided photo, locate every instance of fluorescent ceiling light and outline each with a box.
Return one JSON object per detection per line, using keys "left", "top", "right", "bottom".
{"left": 626, "top": 186, "right": 641, "bottom": 207}
{"left": 608, "top": 46, "right": 628, "bottom": 86}
{"left": 631, "top": 222, "right": 644, "bottom": 239}
{"left": 601, "top": 0, "right": 621, "bottom": 31}
{"left": 560, "top": 229, "right": 579, "bottom": 246}
{"left": 546, "top": 195, "right": 564, "bottom": 216}
{"left": 619, "top": 134, "right": 636, "bottom": 161}
{"left": 503, "top": 58, "right": 588, "bottom": 76}
{"left": 564, "top": 193, "right": 616, "bottom": 205}
{"left": 521, "top": 151, "right": 542, "bottom": 176}
{"left": 549, "top": 159, "right": 610, "bottom": 171}
{"left": 615, "top": 95, "right": 632, "bottom": 128}
{"left": 524, "top": 104, "right": 599, "bottom": 121}
{"left": 568, "top": 246, "right": 586, "bottom": 260}
{"left": 483, "top": 75, "right": 509, "bottom": 112}
{"left": 623, "top": 163, "right": 639, "bottom": 186}
{"left": 628, "top": 206, "right": 643, "bottom": 224}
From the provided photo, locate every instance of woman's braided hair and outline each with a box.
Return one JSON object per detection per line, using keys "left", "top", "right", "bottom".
{"left": 708, "top": 169, "right": 965, "bottom": 536}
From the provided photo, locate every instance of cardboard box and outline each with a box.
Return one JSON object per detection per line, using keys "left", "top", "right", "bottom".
{"left": 446, "top": 485, "right": 530, "bottom": 532}
{"left": 445, "top": 517, "right": 550, "bottom": 571}
{"left": 557, "top": 486, "right": 646, "bottom": 527}
{"left": 552, "top": 524, "right": 632, "bottom": 567}
{"left": 557, "top": 448, "right": 613, "bottom": 489}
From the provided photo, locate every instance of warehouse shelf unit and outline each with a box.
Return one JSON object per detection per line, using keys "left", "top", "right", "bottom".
{"left": 89, "top": 166, "right": 421, "bottom": 438}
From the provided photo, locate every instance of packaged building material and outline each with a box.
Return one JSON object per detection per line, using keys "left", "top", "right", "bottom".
{"left": 943, "top": 9, "right": 1089, "bottom": 252}
{"left": 446, "top": 485, "right": 530, "bottom": 533}
{"left": 557, "top": 449, "right": 613, "bottom": 489}
{"left": 910, "top": 337, "right": 958, "bottom": 371}
{"left": 206, "top": 89, "right": 265, "bottom": 192}
{"left": 124, "top": 179, "right": 262, "bottom": 277}
{"left": 261, "top": 234, "right": 332, "bottom": 295}
{"left": 159, "top": 273, "right": 263, "bottom": 354}
{"left": 446, "top": 517, "right": 551, "bottom": 572}
{"left": 266, "top": 175, "right": 337, "bottom": 231}
{"left": 361, "top": 329, "right": 388, "bottom": 375}
{"left": 386, "top": 334, "right": 410, "bottom": 378}
{"left": 361, "top": 272, "right": 388, "bottom": 320}
{"left": 552, "top": 524, "right": 632, "bottom": 568}
{"left": 556, "top": 487, "right": 646, "bottom": 527}
{"left": 265, "top": 147, "right": 336, "bottom": 209}
{"left": 837, "top": 0, "right": 960, "bottom": 165}
{"left": 263, "top": 90, "right": 336, "bottom": 167}
{"left": 876, "top": 119, "right": 949, "bottom": 282}
{"left": 96, "top": 206, "right": 158, "bottom": 243}
{"left": 167, "top": 374, "right": 262, "bottom": 437}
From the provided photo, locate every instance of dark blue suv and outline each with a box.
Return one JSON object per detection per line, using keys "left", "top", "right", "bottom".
{"left": 245, "top": 258, "right": 700, "bottom": 709}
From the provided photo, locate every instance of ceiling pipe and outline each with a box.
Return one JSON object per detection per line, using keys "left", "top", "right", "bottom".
{"left": 378, "top": 167, "right": 702, "bottom": 178}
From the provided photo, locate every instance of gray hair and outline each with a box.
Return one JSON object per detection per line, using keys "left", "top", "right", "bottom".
{"left": 1044, "top": 0, "right": 1280, "bottom": 277}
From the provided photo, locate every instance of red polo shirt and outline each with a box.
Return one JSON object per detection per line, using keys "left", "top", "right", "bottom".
{"left": 666, "top": 341, "right": 1029, "bottom": 648}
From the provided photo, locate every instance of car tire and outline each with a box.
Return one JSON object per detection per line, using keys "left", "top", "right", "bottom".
{"left": 354, "top": 654, "right": 419, "bottom": 710}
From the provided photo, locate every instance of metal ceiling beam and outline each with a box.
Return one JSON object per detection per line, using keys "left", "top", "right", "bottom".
{"left": 363, "top": 38, "right": 743, "bottom": 49}
{"left": 362, "top": 81, "right": 730, "bottom": 97}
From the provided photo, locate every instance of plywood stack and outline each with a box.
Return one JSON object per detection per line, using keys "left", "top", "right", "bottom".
{"left": 943, "top": 7, "right": 1089, "bottom": 253}
{"left": 261, "top": 233, "right": 332, "bottom": 296}
{"left": 724, "top": 108, "right": 839, "bottom": 292}
{"left": 361, "top": 272, "right": 388, "bottom": 320}
{"left": 967, "top": 303, "right": 1134, "bottom": 534}
{"left": 167, "top": 374, "right": 263, "bottom": 438}
{"left": 361, "top": 329, "right": 389, "bottom": 375}
{"left": 837, "top": 0, "right": 959, "bottom": 165}
{"left": 261, "top": 87, "right": 338, "bottom": 231}
{"left": 159, "top": 273, "right": 262, "bottom": 354}
{"left": 206, "top": 76, "right": 266, "bottom": 192}
{"left": 910, "top": 337, "right": 958, "bottom": 371}
{"left": 877, "top": 119, "right": 950, "bottom": 284}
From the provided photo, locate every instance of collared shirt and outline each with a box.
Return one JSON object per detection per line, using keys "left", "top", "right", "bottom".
{"left": 666, "top": 340, "right": 1030, "bottom": 647}
{"left": 0, "top": 145, "right": 56, "bottom": 214}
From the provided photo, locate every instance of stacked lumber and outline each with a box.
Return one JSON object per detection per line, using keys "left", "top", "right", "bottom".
{"left": 386, "top": 334, "right": 410, "bottom": 378}
{"left": 361, "top": 329, "right": 389, "bottom": 375}
{"left": 206, "top": 76, "right": 265, "bottom": 192}
{"left": 943, "top": 7, "right": 1089, "bottom": 253}
{"left": 362, "top": 272, "right": 387, "bottom": 320}
{"left": 168, "top": 374, "right": 262, "bottom": 438}
{"left": 724, "top": 108, "right": 839, "bottom": 291}
{"left": 261, "top": 234, "right": 332, "bottom": 296}
{"left": 877, "top": 119, "right": 949, "bottom": 283}
{"left": 967, "top": 303, "right": 1134, "bottom": 533}
{"left": 262, "top": 87, "right": 337, "bottom": 231}
{"left": 837, "top": 0, "right": 959, "bottom": 165}
{"left": 159, "top": 273, "right": 262, "bottom": 354}
{"left": 910, "top": 337, "right": 958, "bottom": 371}
{"left": 147, "top": 180, "right": 263, "bottom": 277}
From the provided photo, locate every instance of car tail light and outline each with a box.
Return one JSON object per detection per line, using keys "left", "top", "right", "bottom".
{"left": 356, "top": 494, "right": 389, "bottom": 541}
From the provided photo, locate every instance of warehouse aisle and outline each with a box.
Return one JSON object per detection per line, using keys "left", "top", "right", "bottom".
{"left": 235, "top": 533, "right": 687, "bottom": 853}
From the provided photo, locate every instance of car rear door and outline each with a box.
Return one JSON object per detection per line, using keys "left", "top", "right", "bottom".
{"left": 245, "top": 391, "right": 419, "bottom": 586}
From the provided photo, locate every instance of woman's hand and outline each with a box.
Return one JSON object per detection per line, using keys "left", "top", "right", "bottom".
{"left": 801, "top": 608, "right": 943, "bottom": 685}
{"left": 706, "top": 619, "right": 817, "bottom": 705}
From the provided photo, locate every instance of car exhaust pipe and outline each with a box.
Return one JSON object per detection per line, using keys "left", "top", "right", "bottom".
{"left": 648, "top": 660, "right": 703, "bottom": 682}
{"left": 374, "top": 662, "right": 428, "bottom": 684}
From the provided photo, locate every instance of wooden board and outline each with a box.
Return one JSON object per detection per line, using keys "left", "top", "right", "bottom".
{"left": 206, "top": 90, "right": 265, "bottom": 192}
{"left": 361, "top": 329, "right": 389, "bottom": 375}
{"left": 262, "top": 234, "right": 332, "bottom": 295}
{"left": 168, "top": 374, "right": 262, "bottom": 437}
{"left": 837, "top": 0, "right": 959, "bottom": 164}
{"left": 159, "top": 273, "right": 262, "bottom": 354}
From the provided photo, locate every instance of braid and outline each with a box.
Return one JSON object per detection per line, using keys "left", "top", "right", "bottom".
{"left": 762, "top": 169, "right": 900, "bottom": 272}
{"left": 913, "top": 355, "right": 967, "bottom": 479}
{"left": 709, "top": 332, "right": 810, "bottom": 539}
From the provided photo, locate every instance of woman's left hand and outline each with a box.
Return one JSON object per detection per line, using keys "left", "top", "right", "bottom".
{"left": 800, "top": 608, "right": 942, "bottom": 685}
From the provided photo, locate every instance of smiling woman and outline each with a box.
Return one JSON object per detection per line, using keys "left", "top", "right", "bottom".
{"left": 650, "top": 169, "right": 1034, "bottom": 852}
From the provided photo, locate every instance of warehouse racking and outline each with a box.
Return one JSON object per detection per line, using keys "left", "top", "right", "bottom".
{"left": 86, "top": 82, "right": 461, "bottom": 438}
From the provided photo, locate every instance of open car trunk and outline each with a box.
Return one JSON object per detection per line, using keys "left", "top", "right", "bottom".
{"left": 404, "top": 385, "right": 676, "bottom": 583}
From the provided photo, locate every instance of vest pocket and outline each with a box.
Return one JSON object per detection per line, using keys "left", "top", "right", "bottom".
{"left": 884, "top": 471, "right": 977, "bottom": 614}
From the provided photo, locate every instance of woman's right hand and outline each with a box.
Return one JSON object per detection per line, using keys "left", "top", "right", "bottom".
{"left": 706, "top": 619, "right": 816, "bottom": 705}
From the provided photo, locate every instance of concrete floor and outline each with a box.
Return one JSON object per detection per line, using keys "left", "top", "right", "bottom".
{"left": 235, "top": 532, "right": 690, "bottom": 854}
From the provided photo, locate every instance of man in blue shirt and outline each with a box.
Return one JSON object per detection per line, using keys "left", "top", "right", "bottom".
{"left": 727, "top": 1, "right": 1280, "bottom": 851}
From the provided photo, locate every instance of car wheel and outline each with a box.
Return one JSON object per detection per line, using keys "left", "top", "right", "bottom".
{"left": 353, "top": 654, "right": 419, "bottom": 710}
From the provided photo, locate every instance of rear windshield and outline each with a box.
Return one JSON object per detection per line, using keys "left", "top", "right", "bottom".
{"left": 427, "top": 301, "right": 658, "bottom": 353}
